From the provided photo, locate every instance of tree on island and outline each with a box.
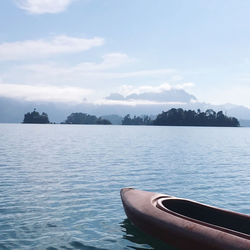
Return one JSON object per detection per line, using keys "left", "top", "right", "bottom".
{"left": 153, "top": 108, "right": 239, "bottom": 127}
{"left": 122, "top": 114, "right": 153, "bottom": 125}
{"left": 23, "top": 109, "right": 50, "bottom": 124}
{"left": 64, "top": 112, "right": 111, "bottom": 125}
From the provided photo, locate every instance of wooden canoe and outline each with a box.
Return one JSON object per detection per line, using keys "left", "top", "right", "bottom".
{"left": 120, "top": 188, "right": 250, "bottom": 250}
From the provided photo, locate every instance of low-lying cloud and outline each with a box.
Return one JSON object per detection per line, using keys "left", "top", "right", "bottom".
{"left": 106, "top": 83, "right": 196, "bottom": 104}
{"left": 0, "top": 83, "right": 92, "bottom": 103}
{"left": 118, "top": 83, "right": 194, "bottom": 96}
{"left": 95, "top": 99, "right": 187, "bottom": 106}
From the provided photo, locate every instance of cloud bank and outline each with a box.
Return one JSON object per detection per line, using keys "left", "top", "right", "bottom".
{"left": 0, "top": 81, "right": 196, "bottom": 105}
{"left": 15, "top": 0, "right": 74, "bottom": 14}
{"left": 118, "top": 83, "right": 195, "bottom": 96}
{"left": 0, "top": 83, "right": 92, "bottom": 103}
{"left": 105, "top": 83, "right": 197, "bottom": 104}
{"left": 0, "top": 35, "right": 104, "bottom": 61}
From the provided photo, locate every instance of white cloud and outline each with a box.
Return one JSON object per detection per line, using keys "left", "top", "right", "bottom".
{"left": 176, "top": 82, "right": 195, "bottom": 89}
{"left": 11, "top": 58, "right": 175, "bottom": 86}
{"left": 94, "top": 99, "right": 186, "bottom": 106}
{"left": 118, "top": 83, "right": 171, "bottom": 96}
{"left": 113, "top": 69, "right": 175, "bottom": 78}
{"left": 19, "top": 53, "right": 133, "bottom": 73}
{"left": 0, "top": 35, "right": 104, "bottom": 61}
{"left": 5, "top": 52, "right": 133, "bottom": 85}
{"left": 15, "top": 0, "right": 74, "bottom": 14}
{"left": 71, "top": 53, "right": 132, "bottom": 72}
{"left": 118, "top": 82, "right": 195, "bottom": 96}
{"left": 0, "top": 83, "right": 92, "bottom": 103}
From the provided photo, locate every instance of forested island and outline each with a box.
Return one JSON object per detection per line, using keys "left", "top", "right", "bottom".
{"left": 23, "top": 109, "right": 50, "bottom": 124}
{"left": 63, "top": 112, "right": 112, "bottom": 125}
{"left": 122, "top": 108, "right": 239, "bottom": 127}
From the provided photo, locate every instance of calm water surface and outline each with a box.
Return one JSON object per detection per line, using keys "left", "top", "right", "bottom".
{"left": 0, "top": 124, "right": 249, "bottom": 249}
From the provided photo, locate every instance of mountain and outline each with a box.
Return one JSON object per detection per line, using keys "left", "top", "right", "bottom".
{"left": 106, "top": 89, "right": 196, "bottom": 103}
{"left": 239, "top": 120, "right": 250, "bottom": 127}
{"left": 1, "top": 89, "right": 250, "bottom": 124}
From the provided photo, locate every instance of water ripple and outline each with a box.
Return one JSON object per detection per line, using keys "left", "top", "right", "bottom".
{"left": 0, "top": 124, "right": 249, "bottom": 249}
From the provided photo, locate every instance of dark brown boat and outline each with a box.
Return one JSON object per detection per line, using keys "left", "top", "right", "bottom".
{"left": 120, "top": 188, "right": 250, "bottom": 250}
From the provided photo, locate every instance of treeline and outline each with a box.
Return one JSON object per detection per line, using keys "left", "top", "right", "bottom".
{"left": 63, "top": 112, "right": 111, "bottom": 125}
{"left": 23, "top": 108, "right": 240, "bottom": 127}
{"left": 122, "top": 108, "right": 239, "bottom": 127}
{"left": 122, "top": 115, "right": 153, "bottom": 125}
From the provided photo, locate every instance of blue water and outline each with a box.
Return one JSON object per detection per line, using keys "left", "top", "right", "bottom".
{"left": 0, "top": 124, "right": 249, "bottom": 249}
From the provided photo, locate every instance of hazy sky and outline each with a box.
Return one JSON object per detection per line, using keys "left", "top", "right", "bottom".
{"left": 1, "top": 0, "right": 250, "bottom": 107}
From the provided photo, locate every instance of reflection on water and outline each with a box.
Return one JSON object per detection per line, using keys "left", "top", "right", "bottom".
{"left": 120, "top": 219, "right": 176, "bottom": 250}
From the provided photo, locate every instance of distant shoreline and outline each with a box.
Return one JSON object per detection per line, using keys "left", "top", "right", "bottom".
{"left": 0, "top": 123, "right": 247, "bottom": 128}
{"left": 1, "top": 108, "right": 241, "bottom": 127}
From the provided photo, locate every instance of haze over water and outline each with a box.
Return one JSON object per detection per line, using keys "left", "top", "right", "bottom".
{"left": 0, "top": 124, "right": 249, "bottom": 249}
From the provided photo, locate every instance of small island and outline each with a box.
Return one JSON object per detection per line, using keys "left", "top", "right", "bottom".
{"left": 63, "top": 112, "right": 112, "bottom": 125}
{"left": 153, "top": 108, "right": 239, "bottom": 127}
{"left": 23, "top": 109, "right": 50, "bottom": 124}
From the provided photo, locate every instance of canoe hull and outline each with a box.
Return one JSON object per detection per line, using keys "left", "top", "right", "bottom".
{"left": 120, "top": 188, "right": 250, "bottom": 250}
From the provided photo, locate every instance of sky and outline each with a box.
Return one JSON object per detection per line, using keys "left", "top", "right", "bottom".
{"left": 1, "top": 0, "right": 250, "bottom": 107}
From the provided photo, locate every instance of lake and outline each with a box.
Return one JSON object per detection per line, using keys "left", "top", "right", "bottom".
{"left": 0, "top": 124, "right": 249, "bottom": 249}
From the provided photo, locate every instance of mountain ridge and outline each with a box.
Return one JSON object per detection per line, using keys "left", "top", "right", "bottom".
{"left": 1, "top": 88, "right": 250, "bottom": 124}
{"left": 1, "top": 95, "right": 250, "bottom": 124}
